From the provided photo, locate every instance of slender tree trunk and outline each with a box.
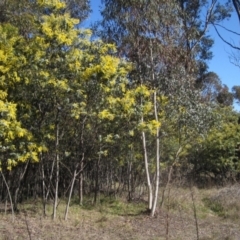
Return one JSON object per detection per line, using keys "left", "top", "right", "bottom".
{"left": 65, "top": 153, "right": 84, "bottom": 219}
{"left": 127, "top": 160, "right": 132, "bottom": 201}
{"left": 45, "top": 154, "right": 55, "bottom": 201}
{"left": 14, "top": 160, "right": 29, "bottom": 211}
{"left": 64, "top": 169, "right": 77, "bottom": 220}
{"left": 40, "top": 153, "right": 47, "bottom": 216}
{"left": 94, "top": 136, "right": 102, "bottom": 205}
{"left": 160, "top": 146, "right": 182, "bottom": 208}
{"left": 0, "top": 177, "right": 3, "bottom": 202}
{"left": 151, "top": 91, "right": 160, "bottom": 217}
{"left": 137, "top": 44, "right": 153, "bottom": 212}
{"left": 79, "top": 160, "right": 83, "bottom": 206}
{"left": 53, "top": 120, "right": 59, "bottom": 220}
{"left": 142, "top": 129, "right": 153, "bottom": 211}
{"left": 149, "top": 41, "right": 161, "bottom": 217}
{"left": 78, "top": 117, "right": 86, "bottom": 205}
{"left": 94, "top": 155, "right": 100, "bottom": 205}
{"left": 1, "top": 171, "right": 14, "bottom": 222}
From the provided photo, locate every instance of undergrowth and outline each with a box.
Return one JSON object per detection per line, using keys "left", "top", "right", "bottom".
{"left": 1, "top": 185, "right": 240, "bottom": 239}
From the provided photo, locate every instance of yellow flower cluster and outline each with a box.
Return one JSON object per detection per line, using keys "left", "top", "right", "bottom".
{"left": 37, "top": 0, "right": 66, "bottom": 10}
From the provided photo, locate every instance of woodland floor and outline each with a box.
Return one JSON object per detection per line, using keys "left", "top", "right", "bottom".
{"left": 1, "top": 185, "right": 240, "bottom": 240}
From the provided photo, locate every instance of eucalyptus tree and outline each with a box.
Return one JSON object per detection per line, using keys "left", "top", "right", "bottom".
{"left": 195, "top": 71, "right": 233, "bottom": 106}
{"left": 216, "top": 85, "right": 234, "bottom": 106}
{"left": 99, "top": 0, "right": 228, "bottom": 216}
{"left": 177, "top": 0, "right": 232, "bottom": 76}
{"left": 100, "top": 0, "right": 183, "bottom": 216}
{"left": 232, "top": 85, "right": 240, "bottom": 103}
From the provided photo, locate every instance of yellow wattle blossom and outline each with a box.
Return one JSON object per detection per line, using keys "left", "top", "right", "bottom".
{"left": 16, "top": 128, "right": 27, "bottom": 138}
{"left": 105, "top": 134, "right": 114, "bottom": 143}
{"left": 99, "top": 43, "right": 116, "bottom": 54}
{"left": 0, "top": 97, "right": 41, "bottom": 170}
{"left": 0, "top": 65, "right": 10, "bottom": 74}
{"left": 107, "top": 96, "right": 119, "bottom": 105}
{"left": 135, "top": 85, "right": 151, "bottom": 97}
{"left": 13, "top": 71, "right": 20, "bottom": 82}
{"left": 56, "top": 33, "right": 73, "bottom": 45}
{"left": 0, "top": 90, "right": 7, "bottom": 100}
{"left": 100, "top": 55, "right": 119, "bottom": 79}
{"left": 143, "top": 101, "right": 153, "bottom": 114}
{"left": 129, "top": 130, "right": 134, "bottom": 136}
{"left": 37, "top": 0, "right": 66, "bottom": 10}
{"left": 0, "top": 50, "right": 7, "bottom": 62}
{"left": 120, "top": 90, "right": 135, "bottom": 112}
{"left": 98, "top": 109, "right": 115, "bottom": 120}
{"left": 42, "top": 23, "right": 54, "bottom": 37}
{"left": 41, "top": 14, "right": 79, "bottom": 45}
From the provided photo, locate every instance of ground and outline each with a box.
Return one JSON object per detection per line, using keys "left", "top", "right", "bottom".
{"left": 1, "top": 185, "right": 240, "bottom": 240}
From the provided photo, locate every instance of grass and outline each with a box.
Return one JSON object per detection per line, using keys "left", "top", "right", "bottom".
{"left": 98, "top": 196, "right": 146, "bottom": 216}
{"left": 202, "top": 184, "right": 240, "bottom": 221}
{"left": 1, "top": 186, "right": 240, "bottom": 239}
{"left": 202, "top": 197, "right": 225, "bottom": 217}
{"left": 160, "top": 185, "right": 240, "bottom": 220}
{"left": 71, "top": 194, "right": 146, "bottom": 216}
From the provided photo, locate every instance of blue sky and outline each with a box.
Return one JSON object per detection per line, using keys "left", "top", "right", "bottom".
{"left": 87, "top": 0, "right": 240, "bottom": 109}
{"left": 208, "top": 11, "right": 240, "bottom": 90}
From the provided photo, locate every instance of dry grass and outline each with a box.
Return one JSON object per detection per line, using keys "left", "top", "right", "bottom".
{"left": 0, "top": 186, "right": 240, "bottom": 240}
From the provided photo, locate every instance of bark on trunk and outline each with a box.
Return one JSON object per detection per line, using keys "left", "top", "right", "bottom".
{"left": 53, "top": 120, "right": 59, "bottom": 220}
{"left": 13, "top": 160, "right": 29, "bottom": 211}
{"left": 127, "top": 160, "right": 132, "bottom": 201}
{"left": 1, "top": 171, "right": 14, "bottom": 222}
{"left": 94, "top": 156, "right": 100, "bottom": 205}
{"left": 79, "top": 160, "right": 83, "bottom": 206}
{"left": 151, "top": 91, "right": 160, "bottom": 217}
{"left": 160, "top": 146, "right": 182, "bottom": 208}
{"left": 142, "top": 130, "right": 153, "bottom": 211}
{"left": 64, "top": 169, "right": 77, "bottom": 220}
{"left": 41, "top": 153, "right": 47, "bottom": 216}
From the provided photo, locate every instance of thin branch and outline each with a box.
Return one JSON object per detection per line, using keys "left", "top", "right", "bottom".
{"left": 214, "top": 23, "right": 240, "bottom": 36}
{"left": 190, "top": 0, "right": 217, "bottom": 52}
{"left": 212, "top": 23, "right": 240, "bottom": 50}
{"left": 229, "top": 49, "right": 240, "bottom": 68}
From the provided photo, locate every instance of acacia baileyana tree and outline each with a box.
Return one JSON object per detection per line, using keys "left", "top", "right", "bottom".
{"left": 0, "top": 0, "right": 140, "bottom": 218}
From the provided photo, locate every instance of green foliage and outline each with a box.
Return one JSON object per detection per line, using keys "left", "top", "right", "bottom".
{"left": 203, "top": 198, "right": 225, "bottom": 217}
{"left": 188, "top": 107, "right": 240, "bottom": 178}
{"left": 232, "top": 85, "right": 240, "bottom": 104}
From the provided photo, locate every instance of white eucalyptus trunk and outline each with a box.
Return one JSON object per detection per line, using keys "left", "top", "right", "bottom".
{"left": 151, "top": 91, "right": 160, "bottom": 217}
{"left": 142, "top": 129, "right": 153, "bottom": 211}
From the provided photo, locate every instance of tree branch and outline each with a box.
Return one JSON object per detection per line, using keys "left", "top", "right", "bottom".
{"left": 232, "top": 0, "right": 240, "bottom": 22}
{"left": 212, "top": 23, "right": 240, "bottom": 50}
{"left": 214, "top": 23, "right": 240, "bottom": 36}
